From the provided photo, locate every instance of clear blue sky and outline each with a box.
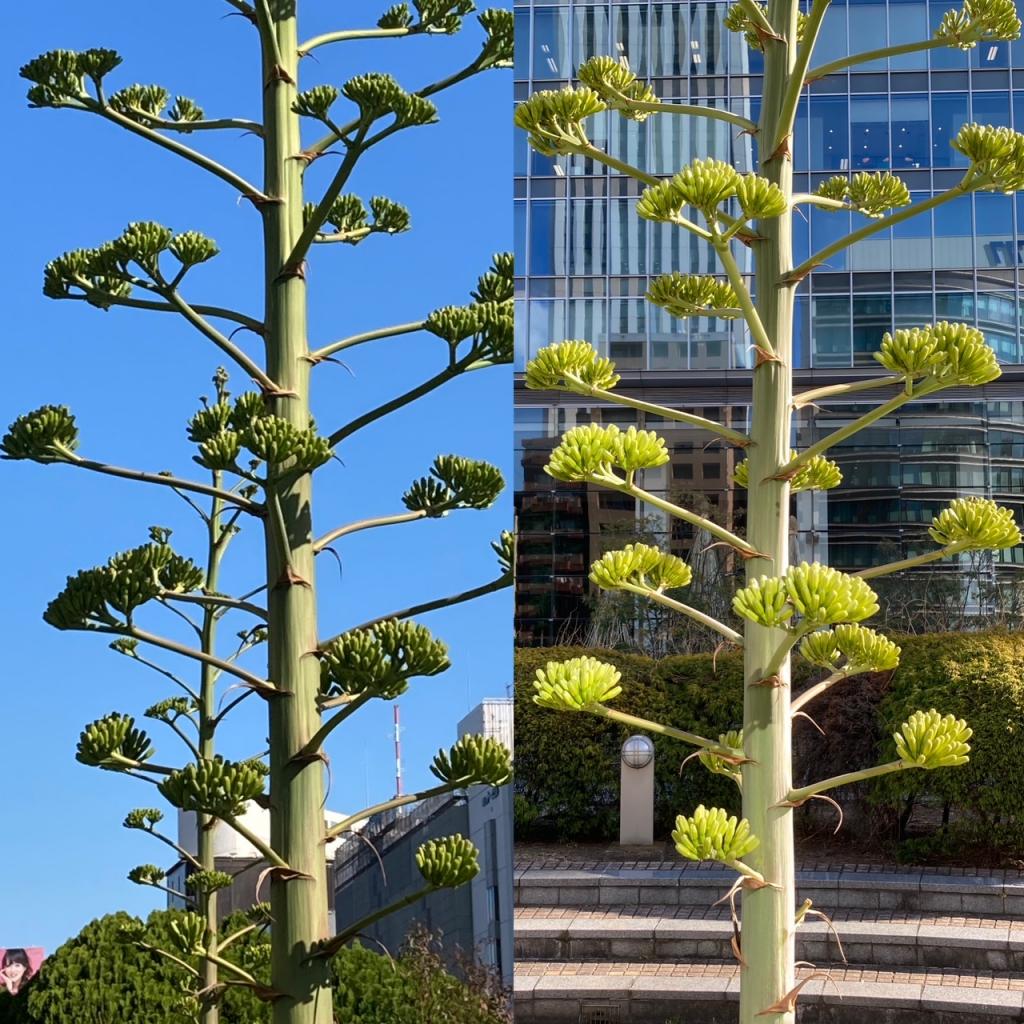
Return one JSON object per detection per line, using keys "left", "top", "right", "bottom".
{"left": 0, "top": 1, "right": 510, "bottom": 954}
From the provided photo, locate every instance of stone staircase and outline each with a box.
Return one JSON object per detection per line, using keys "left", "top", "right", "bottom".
{"left": 514, "top": 858, "right": 1024, "bottom": 1023}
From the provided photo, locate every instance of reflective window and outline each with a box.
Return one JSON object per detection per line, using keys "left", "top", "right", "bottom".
{"left": 809, "top": 94, "right": 849, "bottom": 170}
{"left": 573, "top": 6, "right": 608, "bottom": 72}
{"left": 812, "top": 295, "right": 853, "bottom": 366}
{"left": 568, "top": 200, "right": 606, "bottom": 275}
{"left": 690, "top": 3, "right": 729, "bottom": 74}
{"left": 888, "top": 0, "right": 929, "bottom": 70}
{"left": 933, "top": 193, "right": 973, "bottom": 268}
{"left": 605, "top": 298, "right": 646, "bottom": 367}
{"left": 794, "top": 293, "right": 810, "bottom": 368}
{"left": 614, "top": 6, "right": 649, "bottom": 75}
{"left": 811, "top": 206, "right": 852, "bottom": 272}
{"left": 794, "top": 97, "right": 809, "bottom": 172}
{"left": 651, "top": 3, "right": 687, "bottom": 76}
{"left": 931, "top": 93, "right": 969, "bottom": 167}
{"left": 890, "top": 95, "right": 929, "bottom": 170}
{"left": 977, "top": 291, "right": 1018, "bottom": 361}
{"left": 514, "top": 11, "right": 531, "bottom": 79}
{"left": 814, "top": 0, "right": 848, "bottom": 68}
{"left": 928, "top": 0, "right": 968, "bottom": 68}
{"left": 849, "top": 0, "right": 888, "bottom": 71}
{"left": 567, "top": 298, "right": 607, "bottom": 348}
{"left": 851, "top": 96, "right": 889, "bottom": 169}
{"left": 972, "top": 92, "right": 1011, "bottom": 128}
{"left": 529, "top": 200, "right": 567, "bottom": 276}
{"left": 973, "top": 35, "right": 1010, "bottom": 68}
{"left": 975, "top": 193, "right": 1015, "bottom": 270}
{"left": 852, "top": 295, "right": 892, "bottom": 365}
{"left": 608, "top": 116, "right": 648, "bottom": 173}
{"left": 533, "top": 8, "right": 570, "bottom": 80}
{"left": 514, "top": 201, "right": 527, "bottom": 276}
{"left": 527, "top": 299, "right": 566, "bottom": 362}
{"left": 610, "top": 198, "right": 646, "bottom": 275}
{"left": 892, "top": 194, "right": 933, "bottom": 269}
{"left": 893, "top": 293, "right": 934, "bottom": 332}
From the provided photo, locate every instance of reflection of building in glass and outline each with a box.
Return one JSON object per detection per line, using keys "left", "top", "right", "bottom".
{"left": 514, "top": 0, "right": 1024, "bottom": 645}
{"left": 332, "top": 701, "right": 514, "bottom": 986}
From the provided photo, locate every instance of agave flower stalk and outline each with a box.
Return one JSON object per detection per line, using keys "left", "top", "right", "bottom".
{"left": 8, "top": 6, "right": 513, "bottom": 1024}
{"left": 517, "top": 1, "right": 1023, "bottom": 1019}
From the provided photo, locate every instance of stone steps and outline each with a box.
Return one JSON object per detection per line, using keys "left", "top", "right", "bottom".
{"left": 516, "top": 907, "right": 1024, "bottom": 972}
{"left": 514, "top": 962, "right": 1024, "bottom": 1023}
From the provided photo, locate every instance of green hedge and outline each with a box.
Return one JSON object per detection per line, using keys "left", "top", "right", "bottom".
{"left": 515, "top": 633, "right": 1024, "bottom": 856}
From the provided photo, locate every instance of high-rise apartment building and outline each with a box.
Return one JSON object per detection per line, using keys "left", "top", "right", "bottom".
{"left": 514, "top": 0, "right": 1024, "bottom": 645}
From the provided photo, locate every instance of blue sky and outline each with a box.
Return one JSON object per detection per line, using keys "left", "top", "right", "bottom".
{"left": 0, "top": 1, "right": 511, "bottom": 954}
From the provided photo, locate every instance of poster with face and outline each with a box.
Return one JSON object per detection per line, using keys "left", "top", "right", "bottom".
{"left": 0, "top": 948, "right": 44, "bottom": 996}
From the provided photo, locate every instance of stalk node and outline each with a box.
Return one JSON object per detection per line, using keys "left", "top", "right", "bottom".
{"left": 766, "top": 133, "right": 792, "bottom": 164}
{"left": 780, "top": 263, "right": 820, "bottom": 286}
{"left": 276, "top": 260, "right": 307, "bottom": 282}
{"left": 257, "top": 383, "right": 299, "bottom": 399}
{"left": 274, "top": 565, "right": 312, "bottom": 590}
{"left": 750, "top": 673, "right": 785, "bottom": 688}
{"left": 267, "top": 64, "right": 296, "bottom": 86}
{"left": 752, "top": 344, "right": 781, "bottom": 367}
{"left": 287, "top": 748, "right": 329, "bottom": 768}
{"left": 244, "top": 193, "right": 284, "bottom": 210}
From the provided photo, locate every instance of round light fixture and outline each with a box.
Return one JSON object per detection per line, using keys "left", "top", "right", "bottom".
{"left": 621, "top": 734, "right": 655, "bottom": 769}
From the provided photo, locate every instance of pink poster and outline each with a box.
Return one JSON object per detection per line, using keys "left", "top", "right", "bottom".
{"left": 0, "top": 948, "right": 44, "bottom": 996}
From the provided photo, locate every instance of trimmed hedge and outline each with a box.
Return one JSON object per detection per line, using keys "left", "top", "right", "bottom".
{"left": 515, "top": 633, "right": 1024, "bottom": 857}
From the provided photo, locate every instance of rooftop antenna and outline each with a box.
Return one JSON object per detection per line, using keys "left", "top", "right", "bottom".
{"left": 393, "top": 704, "right": 403, "bottom": 798}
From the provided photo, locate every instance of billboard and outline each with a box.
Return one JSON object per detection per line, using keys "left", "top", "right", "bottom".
{"left": 0, "top": 948, "right": 44, "bottom": 996}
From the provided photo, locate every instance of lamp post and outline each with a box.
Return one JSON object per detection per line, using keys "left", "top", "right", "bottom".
{"left": 619, "top": 735, "right": 655, "bottom": 846}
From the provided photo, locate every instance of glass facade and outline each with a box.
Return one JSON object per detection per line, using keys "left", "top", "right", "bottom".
{"left": 514, "top": 0, "right": 1024, "bottom": 644}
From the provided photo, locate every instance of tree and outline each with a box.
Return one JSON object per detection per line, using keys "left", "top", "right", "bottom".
{"left": 3, "top": 5, "right": 513, "bottom": 1024}
{"left": 1, "top": 912, "right": 509, "bottom": 1024}
{"left": 514, "top": 2, "right": 1024, "bottom": 1020}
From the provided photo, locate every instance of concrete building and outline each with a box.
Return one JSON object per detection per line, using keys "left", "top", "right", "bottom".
{"left": 514, "top": 0, "right": 1024, "bottom": 646}
{"left": 332, "top": 699, "right": 514, "bottom": 986}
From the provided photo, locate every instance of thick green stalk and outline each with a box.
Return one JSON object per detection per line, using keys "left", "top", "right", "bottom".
{"left": 259, "top": 9, "right": 334, "bottom": 1024}
{"left": 740, "top": 2, "right": 798, "bottom": 1020}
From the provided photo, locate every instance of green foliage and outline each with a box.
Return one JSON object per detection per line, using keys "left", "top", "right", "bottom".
{"left": 929, "top": 496, "right": 1022, "bottom": 550}
{"left": 815, "top": 171, "right": 911, "bottom": 218}
{"left": 589, "top": 543, "right": 692, "bottom": 592}
{"left": 491, "top": 530, "right": 515, "bottom": 576}
{"left": 935, "top": 0, "right": 1021, "bottom": 48}
{"left": 512, "top": 87, "right": 605, "bottom": 156}
{"left": 800, "top": 624, "right": 901, "bottom": 674}
{"left": 874, "top": 320, "right": 1002, "bottom": 390}
{"left": 341, "top": 73, "right": 438, "bottom": 127}
{"left": 545, "top": 423, "right": 668, "bottom": 483}
{"left": 733, "top": 452, "right": 842, "bottom": 492}
{"left": 319, "top": 619, "right": 450, "bottom": 701}
{"left": 576, "top": 56, "right": 657, "bottom": 120}
{"left": 894, "top": 708, "right": 972, "bottom": 768}
{"left": 76, "top": 713, "right": 154, "bottom": 771}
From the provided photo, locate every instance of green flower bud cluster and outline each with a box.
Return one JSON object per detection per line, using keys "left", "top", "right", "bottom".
{"left": 109, "top": 84, "right": 171, "bottom": 119}
{"left": 935, "top": 0, "right": 1021, "bottom": 49}
{"left": 532, "top": 656, "right": 623, "bottom": 711}
{"left": 382, "top": 0, "right": 475, "bottom": 34}
{"left": 168, "top": 96, "right": 204, "bottom": 125}
{"left": 472, "top": 252, "right": 514, "bottom": 304}
{"left": 475, "top": 8, "right": 514, "bottom": 68}
{"left": 123, "top": 807, "right": 164, "bottom": 830}
{"left": 895, "top": 709, "right": 972, "bottom": 768}
{"left": 128, "top": 864, "right": 166, "bottom": 886}
{"left": 646, "top": 274, "right": 741, "bottom": 320}
{"left": 319, "top": 619, "right": 450, "bottom": 701}
{"left": 637, "top": 161, "right": 784, "bottom": 223}
{"left": 929, "top": 496, "right": 1022, "bottom": 550}
{"left": 545, "top": 423, "right": 668, "bottom": 483}
{"left": 732, "top": 563, "right": 879, "bottom": 630}
{"left": 525, "top": 339, "right": 620, "bottom": 393}
{"left": 185, "top": 870, "right": 234, "bottom": 894}
{"left": 241, "top": 415, "right": 333, "bottom": 475}
{"left": 293, "top": 84, "right": 340, "bottom": 120}
{"left": 589, "top": 543, "right": 692, "bottom": 592}
{"left": 1, "top": 405, "right": 79, "bottom": 462}
{"left": 874, "top": 321, "right": 1001, "bottom": 390}
{"left": 800, "top": 624, "right": 901, "bottom": 674}
{"left": 492, "top": 531, "right": 515, "bottom": 578}
{"left": 157, "top": 756, "right": 267, "bottom": 818}
{"left": 189, "top": 390, "right": 271, "bottom": 472}
{"left": 513, "top": 87, "right": 606, "bottom": 157}
{"left": 953, "top": 123, "right": 1024, "bottom": 192}
{"left": 402, "top": 455, "right": 505, "bottom": 515}
{"left": 672, "top": 805, "right": 759, "bottom": 863}
{"left": 145, "top": 696, "right": 196, "bottom": 722}
{"left": 577, "top": 56, "right": 657, "bottom": 121}
{"left": 342, "top": 73, "right": 437, "bottom": 127}
{"left": 46, "top": 542, "right": 202, "bottom": 627}
{"left": 698, "top": 731, "right": 745, "bottom": 784}
{"left": 815, "top": 172, "right": 911, "bottom": 218}
{"left": 416, "top": 834, "right": 480, "bottom": 888}
{"left": 41, "top": 247, "right": 132, "bottom": 307}
{"left": 20, "top": 48, "right": 122, "bottom": 105}
{"left": 430, "top": 734, "right": 513, "bottom": 786}
{"left": 168, "top": 912, "right": 207, "bottom": 956}
{"left": 76, "top": 713, "right": 154, "bottom": 770}
{"left": 723, "top": 2, "right": 808, "bottom": 49}
{"left": 733, "top": 453, "right": 842, "bottom": 493}
{"left": 168, "top": 230, "right": 219, "bottom": 267}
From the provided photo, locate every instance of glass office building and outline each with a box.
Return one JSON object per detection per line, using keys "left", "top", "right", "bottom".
{"left": 514, "top": 0, "right": 1024, "bottom": 645}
